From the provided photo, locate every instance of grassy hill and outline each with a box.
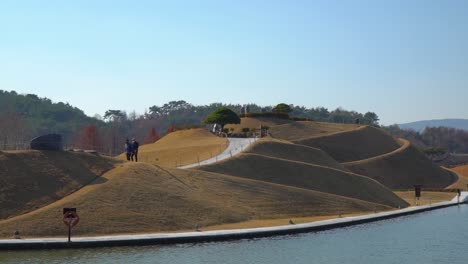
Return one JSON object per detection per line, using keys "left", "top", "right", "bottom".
{"left": 268, "top": 121, "right": 359, "bottom": 141}
{"left": 344, "top": 139, "right": 457, "bottom": 189}
{"left": 0, "top": 116, "right": 457, "bottom": 237}
{"left": 225, "top": 117, "right": 292, "bottom": 133}
{"left": 0, "top": 162, "right": 391, "bottom": 238}
{"left": 0, "top": 150, "right": 117, "bottom": 220}
{"left": 245, "top": 138, "right": 348, "bottom": 171}
{"left": 120, "top": 128, "right": 228, "bottom": 167}
{"left": 294, "top": 126, "right": 401, "bottom": 163}
{"left": 198, "top": 153, "right": 407, "bottom": 208}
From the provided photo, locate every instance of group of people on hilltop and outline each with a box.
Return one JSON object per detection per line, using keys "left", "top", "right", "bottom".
{"left": 125, "top": 138, "right": 139, "bottom": 162}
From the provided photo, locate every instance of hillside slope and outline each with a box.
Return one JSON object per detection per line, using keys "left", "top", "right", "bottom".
{"left": 198, "top": 153, "right": 407, "bottom": 208}
{"left": 0, "top": 163, "right": 391, "bottom": 238}
{"left": 344, "top": 140, "right": 457, "bottom": 189}
{"left": 123, "top": 128, "right": 228, "bottom": 167}
{"left": 268, "top": 121, "right": 359, "bottom": 141}
{"left": 294, "top": 126, "right": 401, "bottom": 162}
{"left": 0, "top": 150, "right": 117, "bottom": 220}
{"left": 245, "top": 138, "right": 348, "bottom": 171}
{"left": 446, "top": 165, "right": 468, "bottom": 189}
{"left": 225, "top": 117, "right": 292, "bottom": 133}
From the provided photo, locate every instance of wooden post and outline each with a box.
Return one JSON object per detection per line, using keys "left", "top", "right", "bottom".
{"left": 68, "top": 222, "right": 71, "bottom": 243}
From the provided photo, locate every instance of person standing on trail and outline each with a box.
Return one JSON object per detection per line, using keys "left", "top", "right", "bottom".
{"left": 125, "top": 139, "right": 133, "bottom": 161}
{"left": 131, "top": 138, "right": 139, "bottom": 162}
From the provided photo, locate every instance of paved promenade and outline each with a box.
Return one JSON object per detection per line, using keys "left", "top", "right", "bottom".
{"left": 1, "top": 192, "right": 466, "bottom": 250}
{"left": 178, "top": 137, "right": 257, "bottom": 169}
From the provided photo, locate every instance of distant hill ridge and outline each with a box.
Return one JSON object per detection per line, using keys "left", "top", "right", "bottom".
{"left": 399, "top": 119, "right": 468, "bottom": 132}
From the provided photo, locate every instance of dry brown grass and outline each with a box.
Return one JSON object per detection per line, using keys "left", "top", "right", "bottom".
{"left": 201, "top": 212, "right": 380, "bottom": 231}
{"left": 446, "top": 165, "right": 468, "bottom": 190}
{"left": 225, "top": 117, "right": 292, "bottom": 133}
{"left": 245, "top": 138, "right": 348, "bottom": 171}
{"left": 269, "top": 121, "right": 359, "bottom": 141}
{"left": 198, "top": 153, "right": 408, "bottom": 208}
{"left": 0, "top": 163, "right": 392, "bottom": 238}
{"left": 394, "top": 191, "right": 456, "bottom": 206}
{"left": 344, "top": 141, "right": 458, "bottom": 190}
{"left": 121, "top": 128, "right": 228, "bottom": 167}
{"left": 0, "top": 150, "right": 118, "bottom": 220}
{"left": 295, "top": 126, "right": 401, "bottom": 162}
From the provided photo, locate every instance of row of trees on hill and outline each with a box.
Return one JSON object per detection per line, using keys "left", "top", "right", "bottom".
{"left": 0, "top": 90, "right": 100, "bottom": 150}
{"left": 0, "top": 90, "right": 381, "bottom": 154}
{"left": 384, "top": 125, "right": 468, "bottom": 154}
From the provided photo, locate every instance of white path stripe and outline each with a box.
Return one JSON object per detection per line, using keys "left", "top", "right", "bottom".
{"left": 178, "top": 137, "right": 258, "bottom": 169}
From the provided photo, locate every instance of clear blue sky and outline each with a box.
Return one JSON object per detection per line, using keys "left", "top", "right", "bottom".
{"left": 1, "top": 0, "right": 467, "bottom": 124}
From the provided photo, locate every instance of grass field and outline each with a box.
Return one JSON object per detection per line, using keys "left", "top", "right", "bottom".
{"left": 123, "top": 128, "right": 228, "bottom": 167}
{"left": 0, "top": 150, "right": 117, "bottom": 220}
{"left": 394, "top": 191, "right": 456, "bottom": 206}
{"left": 201, "top": 212, "right": 381, "bottom": 231}
{"left": 0, "top": 162, "right": 391, "bottom": 238}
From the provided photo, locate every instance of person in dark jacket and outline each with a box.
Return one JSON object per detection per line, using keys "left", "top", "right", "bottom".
{"left": 131, "top": 138, "right": 139, "bottom": 162}
{"left": 125, "top": 139, "right": 133, "bottom": 161}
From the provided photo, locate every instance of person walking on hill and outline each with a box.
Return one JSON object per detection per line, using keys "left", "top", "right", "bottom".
{"left": 131, "top": 138, "right": 139, "bottom": 162}
{"left": 125, "top": 139, "right": 133, "bottom": 161}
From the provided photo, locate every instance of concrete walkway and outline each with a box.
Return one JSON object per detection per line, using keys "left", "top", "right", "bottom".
{"left": 178, "top": 137, "right": 258, "bottom": 169}
{"left": 1, "top": 192, "right": 466, "bottom": 250}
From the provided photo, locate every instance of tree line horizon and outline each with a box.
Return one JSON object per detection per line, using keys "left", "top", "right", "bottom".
{"left": 1, "top": 90, "right": 467, "bottom": 156}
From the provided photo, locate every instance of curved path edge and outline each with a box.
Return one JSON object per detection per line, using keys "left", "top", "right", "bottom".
{"left": 1, "top": 192, "right": 466, "bottom": 250}
{"left": 341, "top": 138, "right": 410, "bottom": 166}
{"left": 178, "top": 138, "right": 258, "bottom": 169}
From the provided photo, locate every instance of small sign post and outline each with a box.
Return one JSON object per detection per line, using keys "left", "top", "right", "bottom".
{"left": 63, "top": 208, "right": 79, "bottom": 243}
{"left": 414, "top": 185, "right": 422, "bottom": 206}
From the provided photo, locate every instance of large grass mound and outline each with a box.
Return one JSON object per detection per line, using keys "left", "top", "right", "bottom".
{"left": 0, "top": 163, "right": 391, "bottom": 238}
{"left": 245, "top": 138, "right": 348, "bottom": 171}
{"left": 128, "top": 128, "right": 228, "bottom": 167}
{"left": 344, "top": 139, "right": 457, "bottom": 189}
{"left": 294, "top": 126, "right": 401, "bottom": 162}
{"left": 199, "top": 153, "right": 407, "bottom": 208}
{"left": 0, "top": 150, "right": 117, "bottom": 220}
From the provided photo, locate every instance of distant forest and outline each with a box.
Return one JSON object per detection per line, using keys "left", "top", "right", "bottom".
{"left": 384, "top": 125, "right": 468, "bottom": 155}
{"left": 0, "top": 90, "right": 380, "bottom": 154}
{"left": 2, "top": 89, "right": 467, "bottom": 156}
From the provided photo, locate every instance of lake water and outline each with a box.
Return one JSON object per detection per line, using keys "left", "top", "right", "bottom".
{"left": 1, "top": 205, "right": 467, "bottom": 264}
